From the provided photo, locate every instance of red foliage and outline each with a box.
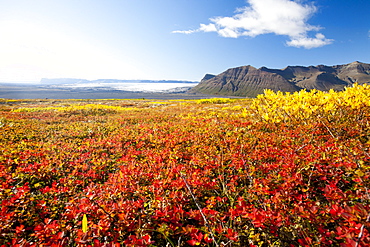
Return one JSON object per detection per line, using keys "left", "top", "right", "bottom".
{"left": 0, "top": 99, "right": 369, "bottom": 246}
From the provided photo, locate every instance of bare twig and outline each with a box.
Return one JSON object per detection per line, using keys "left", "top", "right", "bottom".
{"left": 355, "top": 184, "right": 370, "bottom": 247}
{"left": 179, "top": 172, "right": 219, "bottom": 247}
{"left": 356, "top": 212, "right": 370, "bottom": 247}
{"left": 319, "top": 119, "right": 336, "bottom": 139}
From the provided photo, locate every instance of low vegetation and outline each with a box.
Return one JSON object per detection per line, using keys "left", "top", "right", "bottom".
{"left": 0, "top": 84, "right": 369, "bottom": 246}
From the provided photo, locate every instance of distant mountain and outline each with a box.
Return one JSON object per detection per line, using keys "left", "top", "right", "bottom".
{"left": 190, "top": 61, "right": 370, "bottom": 97}
{"left": 40, "top": 78, "right": 198, "bottom": 84}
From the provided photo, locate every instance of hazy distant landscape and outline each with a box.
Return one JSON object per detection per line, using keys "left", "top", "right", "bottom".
{"left": 0, "top": 80, "right": 210, "bottom": 100}
{"left": 39, "top": 78, "right": 198, "bottom": 93}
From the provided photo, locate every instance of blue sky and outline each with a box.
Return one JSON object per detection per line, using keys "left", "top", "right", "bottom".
{"left": 0, "top": 0, "right": 369, "bottom": 82}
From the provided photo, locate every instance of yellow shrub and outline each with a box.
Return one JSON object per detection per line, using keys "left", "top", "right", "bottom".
{"left": 251, "top": 83, "right": 370, "bottom": 123}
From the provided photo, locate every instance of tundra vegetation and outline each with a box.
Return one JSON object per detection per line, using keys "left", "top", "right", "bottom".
{"left": 0, "top": 84, "right": 369, "bottom": 246}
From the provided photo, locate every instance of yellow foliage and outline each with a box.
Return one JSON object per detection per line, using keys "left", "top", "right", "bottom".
{"left": 196, "top": 98, "right": 235, "bottom": 104}
{"left": 251, "top": 83, "right": 370, "bottom": 123}
{"left": 12, "top": 104, "right": 138, "bottom": 113}
{"left": 82, "top": 214, "right": 88, "bottom": 233}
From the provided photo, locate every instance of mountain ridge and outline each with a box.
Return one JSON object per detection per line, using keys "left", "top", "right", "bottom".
{"left": 191, "top": 61, "right": 370, "bottom": 97}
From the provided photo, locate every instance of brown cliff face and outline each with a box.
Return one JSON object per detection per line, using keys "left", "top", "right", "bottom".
{"left": 190, "top": 61, "right": 370, "bottom": 97}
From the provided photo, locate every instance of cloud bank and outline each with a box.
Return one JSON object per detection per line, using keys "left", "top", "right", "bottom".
{"left": 173, "top": 0, "right": 333, "bottom": 49}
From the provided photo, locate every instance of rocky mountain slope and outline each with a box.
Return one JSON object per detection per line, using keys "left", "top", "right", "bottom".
{"left": 190, "top": 61, "right": 370, "bottom": 97}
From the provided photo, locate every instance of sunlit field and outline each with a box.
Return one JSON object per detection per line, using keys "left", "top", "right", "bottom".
{"left": 1, "top": 84, "right": 369, "bottom": 246}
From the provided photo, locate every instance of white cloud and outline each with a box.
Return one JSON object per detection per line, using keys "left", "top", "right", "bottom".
{"left": 172, "top": 24, "right": 217, "bottom": 34}
{"left": 199, "top": 23, "right": 217, "bottom": 32}
{"left": 172, "top": 30, "right": 197, "bottom": 34}
{"left": 287, "top": 33, "right": 333, "bottom": 49}
{"left": 173, "top": 0, "right": 333, "bottom": 49}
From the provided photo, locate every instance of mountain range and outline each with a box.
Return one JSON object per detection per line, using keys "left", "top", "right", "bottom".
{"left": 190, "top": 61, "right": 370, "bottom": 97}
{"left": 40, "top": 78, "right": 198, "bottom": 84}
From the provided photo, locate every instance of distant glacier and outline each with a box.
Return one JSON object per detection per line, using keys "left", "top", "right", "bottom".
{"left": 39, "top": 78, "right": 199, "bottom": 93}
